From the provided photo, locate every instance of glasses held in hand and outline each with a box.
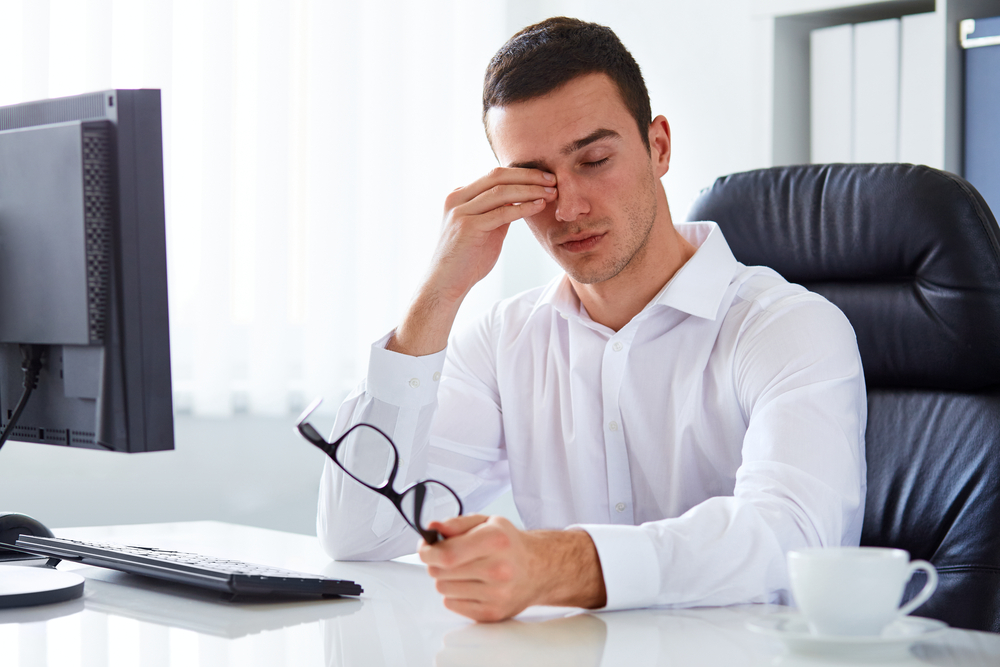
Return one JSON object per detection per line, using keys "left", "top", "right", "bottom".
{"left": 296, "top": 398, "right": 463, "bottom": 544}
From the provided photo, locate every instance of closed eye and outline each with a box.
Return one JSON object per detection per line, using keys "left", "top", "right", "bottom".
{"left": 583, "top": 157, "right": 610, "bottom": 169}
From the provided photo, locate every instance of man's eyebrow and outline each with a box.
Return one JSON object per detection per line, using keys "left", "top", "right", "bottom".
{"left": 509, "top": 159, "right": 547, "bottom": 171}
{"left": 507, "top": 129, "right": 623, "bottom": 170}
{"left": 561, "top": 128, "right": 621, "bottom": 155}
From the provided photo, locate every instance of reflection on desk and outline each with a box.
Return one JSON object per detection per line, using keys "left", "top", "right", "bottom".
{"left": 0, "top": 522, "right": 998, "bottom": 667}
{"left": 79, "top": 569, "right": 362, "bottom": 639}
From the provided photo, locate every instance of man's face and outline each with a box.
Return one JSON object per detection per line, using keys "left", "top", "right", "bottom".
{"left": 487, "top": 73, "right": 667, "bottom": 286}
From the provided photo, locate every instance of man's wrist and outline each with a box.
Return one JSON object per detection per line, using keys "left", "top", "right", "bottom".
{"left": 528, "top": 529, "right": 607, "bottom": 609}
{"left": 387, "top": 286, "right": 463, "bottom": 357}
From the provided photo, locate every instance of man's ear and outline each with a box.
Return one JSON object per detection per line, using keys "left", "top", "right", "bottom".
{"left": 648, "top": 115, "right": 671, "bottom": 178}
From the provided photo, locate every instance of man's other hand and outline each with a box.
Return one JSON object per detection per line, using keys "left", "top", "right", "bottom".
{"left": 418, "top": 514, "right": 608, "bottom": 622}
{"left": 387, "top": 168, "right": 557, "bottom": 358}
{"left": 432, "top": 168, "right": 557, "bottom": 306}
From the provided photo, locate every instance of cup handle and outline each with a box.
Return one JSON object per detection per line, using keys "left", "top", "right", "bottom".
{"left": 898, "top": 560, "right": 938, "bottom": 617}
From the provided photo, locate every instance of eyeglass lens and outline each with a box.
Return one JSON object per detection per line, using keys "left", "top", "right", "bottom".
{"left": 400, "top": 481, "right": 462, "bottom": 532}
{"left": 334, "top": 425, "right": 396, "bottom": 488}
{"left": 315, "top": 419, "right": 463, "bottom": 537}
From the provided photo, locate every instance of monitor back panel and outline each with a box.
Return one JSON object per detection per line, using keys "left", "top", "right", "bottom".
{"left": 0, "top": 90, "right": 173, "bottom": 453}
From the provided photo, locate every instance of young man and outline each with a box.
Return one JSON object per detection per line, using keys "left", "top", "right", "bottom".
{"left": 318, "top": 17, "right": 866, "bottom": 622}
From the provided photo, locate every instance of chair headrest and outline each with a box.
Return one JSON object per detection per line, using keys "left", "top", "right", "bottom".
{"left": 686, "top": 164, "right": 1000, "bottom": 390}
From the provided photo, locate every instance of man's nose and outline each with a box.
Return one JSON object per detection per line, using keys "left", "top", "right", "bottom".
{"left": 553, "top": 177, "right": 590, "bottom": 222}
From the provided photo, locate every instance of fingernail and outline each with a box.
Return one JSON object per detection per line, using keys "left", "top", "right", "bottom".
{"left": 534, "top": 198, "right": 544, "bottom": 205}
{"left": 543, "top": 172, "right": 555, "bottom": 181}
{"left": 544, "top": 187, "right": 555, "bottom": 193}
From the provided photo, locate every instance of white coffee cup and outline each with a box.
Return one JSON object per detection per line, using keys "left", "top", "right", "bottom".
{"left": 787, "top": 547, "right": 938, "bottom": 636}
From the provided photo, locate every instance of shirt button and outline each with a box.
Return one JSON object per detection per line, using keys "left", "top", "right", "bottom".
{"left": 615, "top": 502, "right": 626, "bottom": 513}
{"left": 612, "top": 342, "right": 623, "bottom": 352}
{"left": 432, "top": 372, "right": 441, "bottom": 382}
{"left": 408, "top": 378, "right": 420, "bottom": 388}
{"left": 609, "top": 421, "right": 618, "bottom": 431}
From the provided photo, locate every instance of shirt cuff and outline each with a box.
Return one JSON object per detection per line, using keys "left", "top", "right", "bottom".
{"left": 572, "top": 523, "right": 663, "bottom": 611}
{"left": 367, "top": 331, "right": 447, "bottom": 408}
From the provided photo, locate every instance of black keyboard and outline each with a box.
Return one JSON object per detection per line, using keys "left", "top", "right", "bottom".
{"left": 14, "top": 535, "right": 363, "bottom": 599}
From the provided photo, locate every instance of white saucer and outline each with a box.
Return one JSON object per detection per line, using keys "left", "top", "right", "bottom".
{"left": 746, "top": 613, "right": 948, "bottom": 657}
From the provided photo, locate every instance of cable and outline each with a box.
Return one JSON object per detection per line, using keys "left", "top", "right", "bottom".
{"left": 0, "top": 345, "right": 45, "bottom": 453}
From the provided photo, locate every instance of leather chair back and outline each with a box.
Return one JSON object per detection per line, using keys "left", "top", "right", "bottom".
{"left": 687, "top": 163, "right": 1000, "bottom": 632}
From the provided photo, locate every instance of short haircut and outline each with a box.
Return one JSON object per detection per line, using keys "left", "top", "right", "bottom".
{"left": 483, "top": 17, "right": 652, "bottom": 151}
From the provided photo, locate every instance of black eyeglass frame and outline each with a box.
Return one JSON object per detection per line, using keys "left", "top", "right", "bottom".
{"left": 296, "top": 405, "right": 463, "bottom": 545}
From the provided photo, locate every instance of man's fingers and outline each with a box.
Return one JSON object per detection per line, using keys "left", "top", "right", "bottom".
{"left": 424, "top": 167, "right": 554, "bottom": 303}
{"left": 431, "top": 514, "right": 490, "bottom": 538}
{"left": 419, "top": 516, "right": 539, "bottom": 623}
{"left": 433, "top": 576, "right": 490, "bottom": 600}
{"left": 459, "top": 182, "right": 556, "bottom": 217}
{"left": 443, "top": 597, "right": 512, "bottom": 623}
{"left": 425, "top": 552, "right": 497, "bottom": 582}
{"left": 449, "top": 167, "right": 555, "bottom": 208}
{"left": 420, "top": 515, "right": 513, "bottom": 570}
{"left": 449, "top": 196, "right": 548, "bottom": 236}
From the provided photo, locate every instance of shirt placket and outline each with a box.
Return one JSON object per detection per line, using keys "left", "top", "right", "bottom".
{"left": 601, "top": 326, "right": 639, "bottom": 524}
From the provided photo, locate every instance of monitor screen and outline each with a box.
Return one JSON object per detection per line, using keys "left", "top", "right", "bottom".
{"left": 0, "top": 89, "right": 173, "bottom": 453}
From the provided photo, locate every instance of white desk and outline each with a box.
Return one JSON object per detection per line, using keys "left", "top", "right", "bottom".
{"left": 0, "top": 522, "right": 998, "bottom": 666}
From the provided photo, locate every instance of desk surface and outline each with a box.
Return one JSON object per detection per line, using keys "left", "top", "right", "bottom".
{"left": 0, "top": 522, "right": 998, "bottom": 667}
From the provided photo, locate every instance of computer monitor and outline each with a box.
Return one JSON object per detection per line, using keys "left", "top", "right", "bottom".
{"left": 0, "top": 89, "right": 173, "bottom": 453}
{"left": 0, "top": 89, "right": 174, "bottom": 607}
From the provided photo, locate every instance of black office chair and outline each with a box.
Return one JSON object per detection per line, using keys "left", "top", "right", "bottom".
{"left": 687, "top": 163, "right": 1000, "bottom": 633}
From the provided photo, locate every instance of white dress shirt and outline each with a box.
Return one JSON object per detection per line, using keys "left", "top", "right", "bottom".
{"left": 318, "top": 221, "right": 867, "bottom": 611}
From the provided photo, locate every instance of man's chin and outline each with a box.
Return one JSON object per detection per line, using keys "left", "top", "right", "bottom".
{"left": 562, "top": 262, "right": 620, "bottom": 286}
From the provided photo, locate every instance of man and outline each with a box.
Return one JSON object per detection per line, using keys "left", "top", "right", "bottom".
{"left": 318, "top": 17, "right": 866, "bottom": 622}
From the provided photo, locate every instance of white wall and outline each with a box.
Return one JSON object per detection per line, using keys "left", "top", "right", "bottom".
{"left": 1, "top": 416, "right": 324, "bottom": 535}
{"left": 0, "top": 414, "right": 521, "bottom": 536}
{"left": 0, "top": 0, "right": 773, "bottom": 535}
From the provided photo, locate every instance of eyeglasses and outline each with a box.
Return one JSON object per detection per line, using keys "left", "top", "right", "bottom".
{"left": 296, "top": 398, "right": 463, "bottom": 544}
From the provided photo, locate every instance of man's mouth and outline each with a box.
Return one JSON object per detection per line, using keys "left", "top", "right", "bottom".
{"left": 559, "top": 232, "right": 606, "bottom": 254}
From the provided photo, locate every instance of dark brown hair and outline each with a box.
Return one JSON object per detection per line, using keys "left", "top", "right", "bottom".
{"left": 483, "top": 17, "right": 652, "bottom": 151}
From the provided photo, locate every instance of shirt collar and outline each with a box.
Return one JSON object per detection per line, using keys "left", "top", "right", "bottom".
{"left": 648, "top": 221, "right": 738, "bottom": 320}
{"left": 536, "top": 220, "right": 739, "bottom": 323}
{"left": 537, "top": 272, "right": 583, "bottom": 319}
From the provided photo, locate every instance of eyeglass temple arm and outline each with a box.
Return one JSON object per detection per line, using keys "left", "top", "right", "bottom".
{"left": 298, "top": 423, "right": 339, "bottom": 460}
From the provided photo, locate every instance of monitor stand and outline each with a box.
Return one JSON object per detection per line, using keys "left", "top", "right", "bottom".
{"left": 0, "top": 566, "right": 84, "bottom": 609}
